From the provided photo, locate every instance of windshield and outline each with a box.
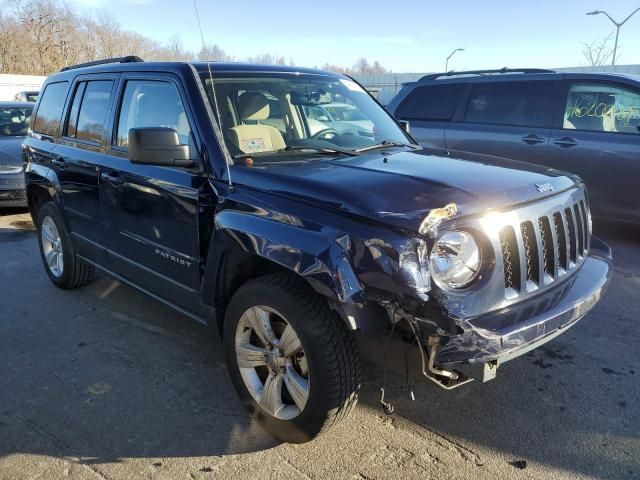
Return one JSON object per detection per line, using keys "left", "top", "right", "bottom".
{"left": 198, "top": 71, "right": 412, "bottom": 162}
{"left": 0, "top": 107, "right": 32, "bottom": 137}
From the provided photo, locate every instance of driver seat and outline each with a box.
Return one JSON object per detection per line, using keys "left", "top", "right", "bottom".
{"left": 228, "top": 92, "right": 286, "bottom": 154}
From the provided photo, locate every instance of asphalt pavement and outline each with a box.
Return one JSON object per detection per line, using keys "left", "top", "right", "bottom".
{"left": 1, "top": 207, "right": 638, "bottom": 480}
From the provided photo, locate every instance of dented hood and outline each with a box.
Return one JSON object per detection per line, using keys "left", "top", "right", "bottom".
{"left": 232, "top": 148, "right": 580, "bottom": 233}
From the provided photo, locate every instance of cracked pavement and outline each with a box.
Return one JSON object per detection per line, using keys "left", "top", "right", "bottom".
{"left": 1, "top": 208, "right": 638, "bottom": 479}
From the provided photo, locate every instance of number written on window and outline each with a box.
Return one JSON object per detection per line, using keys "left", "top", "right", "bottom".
{"left": 564, "top": 83, "right": 640, "bottom": 134}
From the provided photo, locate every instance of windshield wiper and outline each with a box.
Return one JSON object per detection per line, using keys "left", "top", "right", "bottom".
{"left": 355, "top": 140, "right": 420, "bottom": 153}
{"left": 282, "top": 145, "right": 360, "bottom": 157}
{"left": 233, "top": 145, "right": 360, "bottom": 160}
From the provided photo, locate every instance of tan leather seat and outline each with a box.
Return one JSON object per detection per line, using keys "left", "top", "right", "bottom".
{"left": 228, "top": 92, "right": 286, "bottom": 154}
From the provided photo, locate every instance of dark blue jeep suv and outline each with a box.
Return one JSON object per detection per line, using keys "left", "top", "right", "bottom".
{"left": 24, "top": 58, "right": 612, "bottom": 442}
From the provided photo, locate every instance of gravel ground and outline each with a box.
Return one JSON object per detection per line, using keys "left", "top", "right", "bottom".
{"left": 0, "top": 207, "right": 638, "bottom": 480}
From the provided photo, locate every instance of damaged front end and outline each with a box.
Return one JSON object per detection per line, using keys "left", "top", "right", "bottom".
{"left": 351, "top": 185, "right": 612, "bottom": 391}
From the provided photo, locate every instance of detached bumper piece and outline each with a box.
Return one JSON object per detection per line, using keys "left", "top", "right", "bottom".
{"left": 438, "top": 236, "right": 612, "bottom": 382}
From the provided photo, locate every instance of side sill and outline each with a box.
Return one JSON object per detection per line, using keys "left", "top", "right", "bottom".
{"left": 76, "top": 253, "right": 210, "bottom": 326}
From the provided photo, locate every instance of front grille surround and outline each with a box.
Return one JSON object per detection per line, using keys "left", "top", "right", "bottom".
{"left": 436, "top": 185, "right": 591, "bottom": 319}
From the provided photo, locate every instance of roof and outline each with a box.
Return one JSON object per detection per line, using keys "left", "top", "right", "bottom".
{"left": 192, "top": 62, "right": 340, "bottom": 76}
{"left": 411, "top": 69, "right": 640, "bottom": 85}
{"left": 0, "top": 101, "right": 34, "bottom": 109}
{"left": 47, "top": 60, "right": 343, "bottom": 82}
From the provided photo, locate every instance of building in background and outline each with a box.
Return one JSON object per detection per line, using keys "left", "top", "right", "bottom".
{"left": 0, "top": 74, "right": 46, "bottom": 101}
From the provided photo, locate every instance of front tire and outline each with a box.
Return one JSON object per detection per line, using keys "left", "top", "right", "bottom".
{"left": 36, "top": 202, "right": 94, "bottom": 289}
{"left": 224, "top": 273, "right": 361, "bottom": 443}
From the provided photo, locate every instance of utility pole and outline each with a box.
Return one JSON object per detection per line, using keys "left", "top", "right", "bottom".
{"left": 586, "top": 8, "right": 640, "bottom": 65}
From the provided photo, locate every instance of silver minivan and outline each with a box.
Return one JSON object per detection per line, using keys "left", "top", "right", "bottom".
{"left": 387, "top": 69, "right": 640, "bottom": 225}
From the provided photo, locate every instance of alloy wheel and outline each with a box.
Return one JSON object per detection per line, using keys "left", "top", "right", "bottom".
{"left": 235, "top": 305, "right": 310, "bottom": 420}
{"left": 41, "top": 216, "right": 64, "bottom": 277}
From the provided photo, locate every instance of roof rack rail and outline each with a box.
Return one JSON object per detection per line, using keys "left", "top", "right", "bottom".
{"left": 60, "top": 56, "right": 143, "bottom": 72}
{"left": 418, "top": 67, "right": 555, "bottom": 82}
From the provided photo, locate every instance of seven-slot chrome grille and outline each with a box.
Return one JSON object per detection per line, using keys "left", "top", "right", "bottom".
{"left": 498, "top": 198, "right": 590, "bottom": 299}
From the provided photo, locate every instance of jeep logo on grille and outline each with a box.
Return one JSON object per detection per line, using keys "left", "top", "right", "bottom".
{"left": 535, "top": 183, "right": 554, "bottom": 193}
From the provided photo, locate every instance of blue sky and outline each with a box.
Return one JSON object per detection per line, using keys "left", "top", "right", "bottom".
{"left": 70, "top": 0, "right": 640, "bottom": 72}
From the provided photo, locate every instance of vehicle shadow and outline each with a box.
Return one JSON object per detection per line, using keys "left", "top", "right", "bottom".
{"left": 1, "top": 226, "right": 638, "bottom": 478}
{"left": 0, "top": 207, "right": 30, "bottom": 217}
{"left": 0, "top": 237, "right": 281, "bottom": 462}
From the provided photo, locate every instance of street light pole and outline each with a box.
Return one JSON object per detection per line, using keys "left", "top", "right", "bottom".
{"left": 445, "top": 48, "right": 465, "bottom": 72}
{"left": 586, "top": 8, "right": 640, "bottom": 65}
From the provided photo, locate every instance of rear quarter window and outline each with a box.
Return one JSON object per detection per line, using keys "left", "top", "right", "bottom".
{"left": 395, "top": 84, "right": 465, "bottom": 121}
{"left": 32, "top": 82, "right": 69, "bottom": 137}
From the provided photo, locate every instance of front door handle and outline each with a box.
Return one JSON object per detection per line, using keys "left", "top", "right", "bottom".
{"left": 100, "top": 172, "right": 125, "bottom": 186}
{"left": 51, "top": 156, "right": 69, "bottom": 168}
{"left": 552, "top": 137, "right": 579, "bottom": 148}
{"left": 521, "top": 134, "right": 545, "bottom": 145}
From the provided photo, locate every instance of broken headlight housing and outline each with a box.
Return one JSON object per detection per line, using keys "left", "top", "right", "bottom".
{"left": 429, "top": 231, "right": 481, "bottom": 289}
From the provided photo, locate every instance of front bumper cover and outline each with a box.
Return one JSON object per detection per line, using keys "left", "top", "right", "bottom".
{"left": 437, "top": 236, "right": 612, "bottom": 381}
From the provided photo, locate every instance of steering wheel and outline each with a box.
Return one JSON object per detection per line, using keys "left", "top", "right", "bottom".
{"left": 311, "top": 128, "right": 339, "bottom": 140}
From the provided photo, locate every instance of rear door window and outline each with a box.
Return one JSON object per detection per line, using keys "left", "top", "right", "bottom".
{"left": 73, "top": 80, "right": 113, "bottom": 143}
{"left": 396, "top": 84, "right": 465, "bottom": 121}
{"left": 464, "top": 81, "right": 553, "bottom": 127}
{"left": 32, "top": 81, "right": 69, "bottom": 137}
{"left": 563, "top": 82, "right": 640, "bottom": 134}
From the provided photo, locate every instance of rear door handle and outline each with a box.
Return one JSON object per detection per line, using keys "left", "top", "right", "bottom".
{"left": 521, "top": 134, "right": 546, "bottom": 145}
{"left": 100, "top": 172, "right": 125, "bottom": 186}
{"left": 552, "top": 137, "right": 579, "bottom": 148}
{"left": 51, "top": 156, "right": 69, "bottom": 168}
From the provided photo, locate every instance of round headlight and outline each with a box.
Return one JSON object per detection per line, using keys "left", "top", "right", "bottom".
{"left": 429, "top": 231, "right": 481, "bottom": 289}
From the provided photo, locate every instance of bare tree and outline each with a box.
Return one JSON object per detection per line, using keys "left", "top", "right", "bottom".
{"left": 0, "top": 12, "right": 23, "bottom": 73}
{"left": 10, "top": 0, "right": 72, "bottom": 74}
{"left": 351, "top": 58, "right": 388, "bottom": 75}
{"left": 581, "top": 33, "right": 619, "bottom": 66}
{"left": 246, "top": 53, "right": 286, "bottom": 65}
{"left": 198, "top": 42, "right": 231, "bottom": 61}
{"left": 91, "top": 11, "right": 122, "bottom": 59}
{"left": 0, "top": 0, "right": 390, "bottom": 75}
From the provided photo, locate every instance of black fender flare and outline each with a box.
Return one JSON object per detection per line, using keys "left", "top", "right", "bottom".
{"left": 201, "top": 209, "right": 365, "bottom": 330}
{"left": 25, "top": 163, "right": 66, "bottom": 223}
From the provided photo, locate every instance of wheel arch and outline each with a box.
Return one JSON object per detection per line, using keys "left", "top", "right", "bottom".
{"left": 202, "top": 211, "right": 365, "bottom": 336}
{"left": 25, "top": 164, "right": 64, "bottom": 224}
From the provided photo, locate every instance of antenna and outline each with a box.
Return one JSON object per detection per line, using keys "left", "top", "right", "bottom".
{"left": 193, "top": 0, "right": 233, "bottom": 189}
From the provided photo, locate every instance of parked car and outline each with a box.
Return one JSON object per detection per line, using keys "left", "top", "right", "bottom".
{"left": 0, "top": 102, "right": 33, "bottom": 207}
{"left": 387, "top": 68, "right": 640, "bottom": 225}
{"left": 24, "top": 57, "right": 611, "bottom": 443}
{"left": 13, "top": 91, "right": 39, "bottom": 102}
{"left": 303, "top": 102, "right": 374, "bottom": 137}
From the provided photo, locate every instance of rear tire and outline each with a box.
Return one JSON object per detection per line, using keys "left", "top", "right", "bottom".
{"left": 223, "top": 272, "right": 361, "bottom": 443}
{"left": 36, "top": 202, "right": 94, "bottom": 289}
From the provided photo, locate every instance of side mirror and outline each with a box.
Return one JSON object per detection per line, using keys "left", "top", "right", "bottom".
{"left": 397, "top": 120, "right": 410, "bottom": 133}
{"left": 128, "top": 127, "right": 195, "bottom": 167}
